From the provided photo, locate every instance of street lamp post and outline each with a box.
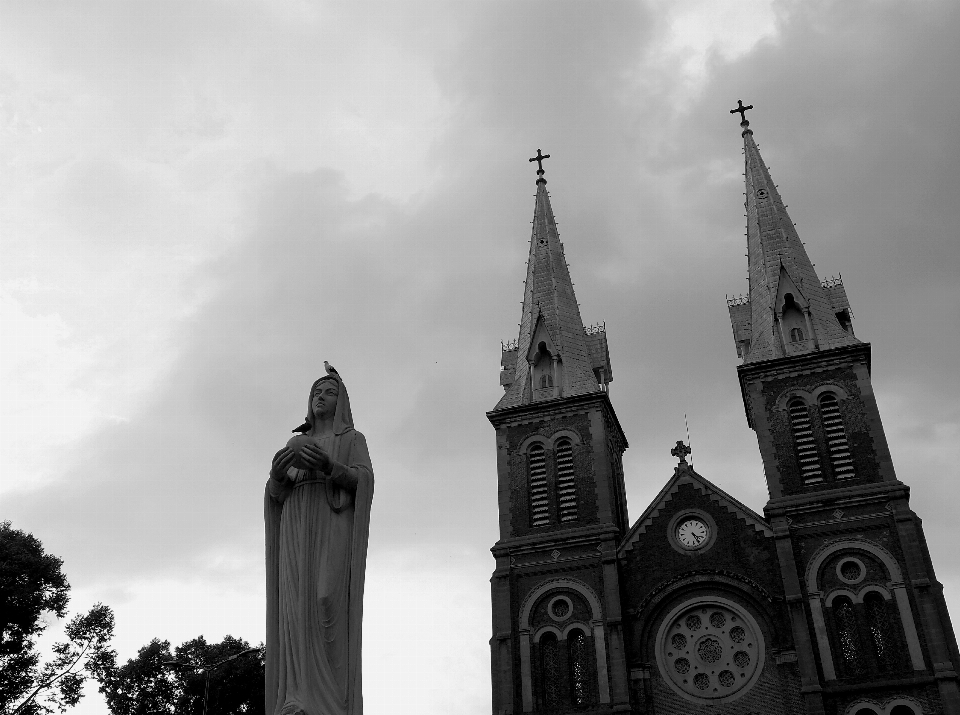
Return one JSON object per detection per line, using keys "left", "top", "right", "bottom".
{"left": 162, "top": 647, "right": 258, "bottom": 715}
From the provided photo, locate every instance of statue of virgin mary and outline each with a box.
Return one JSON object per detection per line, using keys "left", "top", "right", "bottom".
{"left": 264, "top": 363, "right": 374, "bottom": 715}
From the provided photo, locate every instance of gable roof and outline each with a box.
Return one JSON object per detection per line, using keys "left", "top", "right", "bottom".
{"left": 618, "top": 464, "right": 772, "bottom": 555}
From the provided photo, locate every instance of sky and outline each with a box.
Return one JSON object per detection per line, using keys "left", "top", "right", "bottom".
{"left": 2, "top": 1, "right": 959, "bottom": 713}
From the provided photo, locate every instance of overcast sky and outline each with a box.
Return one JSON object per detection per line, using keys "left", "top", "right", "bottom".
{"left": 2, "top": 1, "right": 959, "bottom": 713}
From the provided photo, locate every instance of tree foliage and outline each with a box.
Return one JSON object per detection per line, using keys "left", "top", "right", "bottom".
{"left": 0, "top": 521, "right": 70, "bottom": 709}
{"left": 98, "top": 635, "right": 264, "bottom": 715}
{"left": 12, "top": 604, "right": 115, "bottom": 715}
{"left": 1, "top": 522, "right": 115, "bottom": 715}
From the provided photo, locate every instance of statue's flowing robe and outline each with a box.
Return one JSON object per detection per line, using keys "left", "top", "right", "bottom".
{"left": 265, "top": 428, "right": 373, "bottom": 715}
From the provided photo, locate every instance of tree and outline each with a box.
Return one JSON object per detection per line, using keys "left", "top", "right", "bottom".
{"left": 96, "top": 639, "right": 179, "bottom": 715}
{"left": 12, "top": 604, "right": 115, "bottom": 715}
{"left": 98, "top": 635, "right": 264, "bottom": 715}
{"left": 0, "top": 521, "right": 70, "bottom": 709}
{"left": 0, "top": 522, "right": 116, "bottom": 715}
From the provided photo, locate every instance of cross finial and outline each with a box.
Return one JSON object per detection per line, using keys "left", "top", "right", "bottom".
{"left": 671, "top": 440, "right": 691, "bottom": 465}
{"left": 529, "top": 149, "right": 551, "bottom": 180}
{"left": 730, "top": 100, "right": 754, "bottom": 125}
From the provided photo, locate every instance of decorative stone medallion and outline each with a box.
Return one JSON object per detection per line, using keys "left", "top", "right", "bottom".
{"left": 656, "top": 597, "right": 764, "bottom": 705}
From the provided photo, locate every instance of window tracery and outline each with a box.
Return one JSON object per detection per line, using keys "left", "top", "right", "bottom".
{"left": 555, "top": 438, "right": 577, "bottom": 522}
{"left": 789, "top": 398, "right": 823, "bottom": 484}
{"left": 864, "top": 592, "right": 897, "bottom": 673}
{"left": 568, "top": 628, "right": 590, "bottom": 706}
{"left": 819, "top": 392, "right": 855, "bottom": 479}
{"left": 538, "top": 632, "right": 562, "bottom": 711}
{"left": 528, "top": 443, "right": 549, "bottom": 527}
{"left": 832, "top": 596, "right": 864, "bottom": 676}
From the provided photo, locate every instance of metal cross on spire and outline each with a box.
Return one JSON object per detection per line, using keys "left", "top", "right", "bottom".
{"left": 529, "top": 149, "right": 551, "bottom": 176}
{"left": 730, "top": 100, "right": 754, "bottom": 125}
{"left": 671, "top": 440, "right": 691, "bottom": 465}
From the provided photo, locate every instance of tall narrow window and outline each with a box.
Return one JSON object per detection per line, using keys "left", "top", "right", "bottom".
{"left": 819, "top": 393, "right": 855, "bottom": 479}
{"left": 555, "top": 439, "right": 578, "bottom": 522}
{"left": 539, "top": 633, "right": 562, "bottom": 711}
{"left": 528, "top": 444, "right": 549, "bottom": 527}
{"left": 568, "top": 629, "right": 591, "bottom": 706}
{"left": 833, "top": 596, "right": 863, "bottom": 676}
{"left": 864, "top": 592, "right": 897, "bottom": 673}
{"left": 789, "top": 399, "right": 823, "bottom": 484}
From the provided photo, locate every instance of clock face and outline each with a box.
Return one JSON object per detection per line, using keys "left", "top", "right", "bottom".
{"left": 676, "top": 518, "right": 709, "bottom": 549}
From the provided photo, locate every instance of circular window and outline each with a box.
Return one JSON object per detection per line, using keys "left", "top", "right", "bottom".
{"left": 656, "top": 598, "right": 765, "bottom": 704}
{"left": 836, "top": 557, "right": 866, "bottom": 585}
{"left": 547, "top": 595, "right": 573, "bottom": 622}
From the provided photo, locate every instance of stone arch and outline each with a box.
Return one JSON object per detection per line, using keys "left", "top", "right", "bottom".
{"left": 518, "top": 434, "right": 549, "bottom": 454}
{"left": 805, "top": 538, "right": 925, "bottom": 678}
{"left": 532, "top": 625, "right": 563, "bottom": 643}
{"left": 517, "top": 578, "right": 609, "bottom": 711}
{"left": 805, "top": 538, "right": 903, "bottom": 594}
{"left": 519, "top": 577, "right": 602, "bottom": 629}
{"left": 774, "top": 383, "right": 851, "bottom": 412}
{"left": 824, "top": 588, "right": 859, "bottom": 607}
{"left": 546, "top": 428, "right": 582, "bottom": 449}
{"left": 856, "top": 584, "right": 892, "bottom": 604}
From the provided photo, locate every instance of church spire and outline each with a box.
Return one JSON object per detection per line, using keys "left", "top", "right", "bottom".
{"left": 728, "top": 103, "right": 860, "bottom": 363}
{"left": 495, "top": 154, "right": 609, "bottom": 411}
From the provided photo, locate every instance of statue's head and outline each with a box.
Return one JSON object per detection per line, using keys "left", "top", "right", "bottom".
{"left": 311, "top": 376, "right": 339, "bottom": 420}
{"left": 294, "top": 364, "right": 354, "bottom": 435}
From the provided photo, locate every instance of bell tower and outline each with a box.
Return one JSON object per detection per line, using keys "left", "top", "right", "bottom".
{"left": 727, "top": 103, "right": 960, "bottom": 715}
{"left": 488, "top": 154, "right": 631, "bottom": 714}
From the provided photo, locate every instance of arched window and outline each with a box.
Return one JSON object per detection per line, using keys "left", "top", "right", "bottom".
{"left": 555, "top": 439, "right": 577, "bottom": 522}
{"left": 819, "top": 393, "right": 855, "bottom": 479}
{"left": 539, "top": 373, "right": 554, "bottom": 388}
{"left": 789, "top": 398, "right": 823, "bottom": 484}
{"left": 790, "top": 327, "right": 804, "bottom": 342}
{"left": 528, "top": 444, "right": 549, "bottom": 527}
{"left": 538, "top": 632, "right": 562, "bottom": 711}
{"left": 864, "top": 592, "right": 897, "bottom": 673}
{"left": 568, "top": 628, "right": 591, "bottom": 706}
{"left": 832, "top": 596, "right": 863, "bottom": 676}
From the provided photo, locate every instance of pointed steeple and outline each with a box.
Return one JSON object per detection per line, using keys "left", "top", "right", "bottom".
{"left": 495, "top": 156, "right": 608, "bottom": 411}
{"left": 728, "top": 104, "right": 860, "bottom": 363}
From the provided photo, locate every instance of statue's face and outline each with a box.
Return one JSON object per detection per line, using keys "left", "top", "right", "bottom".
{"left": 312, "top": 381, "right": 339, "bottom": 420}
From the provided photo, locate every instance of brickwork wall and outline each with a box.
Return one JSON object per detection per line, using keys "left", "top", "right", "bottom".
{"left": 620, "top": 483, "right": 783, "bottom": 625}
{"left": 647, "top": 651, "right": 802, "bottom": 715}
{"left": 826, "top": 682, "right": 943, "bottom": 715}
{"left": 761, "top": 364, "right": 880, "bottom": 496}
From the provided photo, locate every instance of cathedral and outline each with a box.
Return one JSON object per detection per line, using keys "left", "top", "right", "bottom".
{"left": 487, "top": 107, "right": 960, "bottom": 715}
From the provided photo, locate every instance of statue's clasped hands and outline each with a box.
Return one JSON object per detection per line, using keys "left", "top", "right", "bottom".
{"left": 271, "top": 443, "right": 333, "bottom": 482}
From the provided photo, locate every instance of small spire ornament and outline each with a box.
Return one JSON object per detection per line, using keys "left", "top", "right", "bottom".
{"left": 671, "top": 440, "right": 691, "bottom": 465}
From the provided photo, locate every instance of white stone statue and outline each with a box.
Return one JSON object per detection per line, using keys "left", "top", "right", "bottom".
{"left": 265, "top": 363, "right": 374, "bottom": 715}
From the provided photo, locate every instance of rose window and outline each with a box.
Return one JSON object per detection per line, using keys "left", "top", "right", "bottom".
{"left": 698, "top": 638, "right": 722, "bottom": 663}
{"left": 657, "top": 600, "right": 764, "bottom": 704}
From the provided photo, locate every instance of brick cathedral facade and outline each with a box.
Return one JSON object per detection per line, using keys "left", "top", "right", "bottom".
{"left": 487, "top": 115, "right": 960, "bottom": 715}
